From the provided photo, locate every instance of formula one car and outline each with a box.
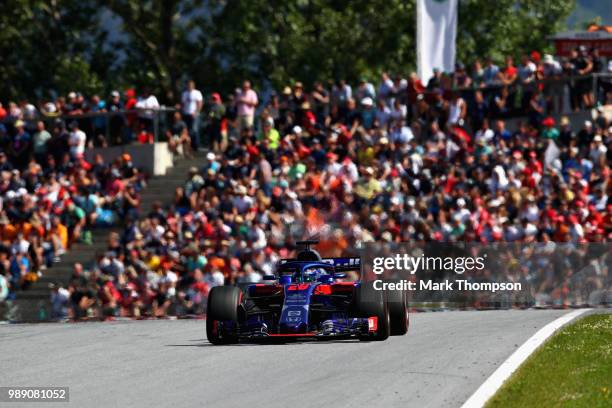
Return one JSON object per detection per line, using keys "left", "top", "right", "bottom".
{"left": 206, "top": 240, "right": 408, "bottom": 344}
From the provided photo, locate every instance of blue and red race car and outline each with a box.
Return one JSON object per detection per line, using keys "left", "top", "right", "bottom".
{"left": 206, "top": 240, "right": 408, "bottom": 344}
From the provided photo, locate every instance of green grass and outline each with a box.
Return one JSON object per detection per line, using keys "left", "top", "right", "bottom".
{"left": 487, "top": 313, "right": 612, "bottom": 408}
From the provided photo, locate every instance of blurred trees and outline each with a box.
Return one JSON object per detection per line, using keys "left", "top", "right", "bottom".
{"left": 457, "top": 0, "right": 576, "bottom": 64}
{"left": 1, "top": 0, "right": 576, "bottom": 103}
{"left": 201, "top": 0, "right": 416, "bottom": 92}
{"left": 0, "top": 0, "right": 109, "bottom": 101}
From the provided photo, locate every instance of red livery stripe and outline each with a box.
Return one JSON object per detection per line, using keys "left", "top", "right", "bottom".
{"left": 287, "top": 283, "right": 310, "bottom": 291}
{"left": 314, "top": 285, "right": 332, "bottom": 295}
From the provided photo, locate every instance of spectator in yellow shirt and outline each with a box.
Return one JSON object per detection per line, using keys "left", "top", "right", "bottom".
{"left": 49, "top": 217, "right": 68, "bottom": 256}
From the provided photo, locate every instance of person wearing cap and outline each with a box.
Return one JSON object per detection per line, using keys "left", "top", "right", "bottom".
{"left": 232, "top": 184, "right": 253, "bottom": 214}
{"left": 296, "top": 100, "right": 317, "bottom": 134}
{"left": 40, "top": 101, "right": 59, "bottom": 118}
{"left": 7, "top": 120, "right": 31, "bottom": 169}
{"left": 181, "top": 80, "right": 204, "bottom": 151}
{"left": 106, "top": 90, "right": 126, "bottom": 144}
{"left": 542, "top": 54, "right": 563, "bottom": 113}
{"left": 354, "top": 166, "right": 381, "bottom": 201}
{"left": 577, "top": 120, "right": 595, "bottom": 148}
{"left": 541, "top": 117, "right": 559, "bottom": 140}
{"left": 291, "top": 82, "right": 308, "bottom": 121}
{"left": 361, "top": 97, "right": 375, "bottom": 129}
{"left": 122, "top": 88, "right": 138, "bottom": 139}
{"left": 184, "top": 166, "right": 204, "bottom": 197}
{"left": 589, "top": 134, "right": 607, "bottom": 164}
{"left": 63, "top": 91, "right": 81, "bottom": 115}
{"left": 205, "top": 93, "right": 225, "bottom": 152}
{"left": 557, "top": 116, "right": 574, "bottom": 145}
{"left": 258, "top": 117, "right": 280, "bottom": 150}
{"left": 120, "top": 153, "right": 132, "bottom": 166}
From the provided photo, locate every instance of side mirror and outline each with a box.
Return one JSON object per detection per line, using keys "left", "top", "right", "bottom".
{"left": 279, "top": 275, "right": 292, "bottom": 285}
{"left": 263, "top": 275, "right": 276, "bottom": 281}
{"left": 333, "top": 272, "right": 346, "bottom": 279}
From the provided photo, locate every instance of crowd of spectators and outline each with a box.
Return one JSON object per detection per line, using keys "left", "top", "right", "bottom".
{"left": 0, "top": 48, "right": 610, "bottom": 153}
{"left": 0, "top": 88, "right": 162, "bottom": 150}
{"left": 0, "top": 114, "right": 146, "bottom": 305}
{"left": 42, "top": 48, "right": 610, "bottom": 320}
{"left": 0, "top": 47, "right": 610, "bottom": 319}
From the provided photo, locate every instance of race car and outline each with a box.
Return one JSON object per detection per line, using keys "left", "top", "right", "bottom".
{"left": 206, "top": 240, "right": 408, "bottom": 344}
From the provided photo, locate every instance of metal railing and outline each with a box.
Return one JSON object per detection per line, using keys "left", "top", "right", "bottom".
{"left": 14, "top": 107, "right": 178, "bottom": 146}
{"left": 417, "top": 72, "right": 612, "bottom": 120}
{"left": 3, "top": 73, "right": 610, "bottom": 148}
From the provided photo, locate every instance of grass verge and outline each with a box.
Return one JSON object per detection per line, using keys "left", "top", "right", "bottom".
{"left": 486, "top": 313, "right": 612, "bottom": 408}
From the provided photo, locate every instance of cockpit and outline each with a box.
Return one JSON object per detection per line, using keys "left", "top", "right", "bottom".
{"left": 277, "top": 263, "right": 335, "bottom": 283}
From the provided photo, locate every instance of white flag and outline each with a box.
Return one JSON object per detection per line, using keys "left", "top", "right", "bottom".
{"left": 417, "top": 0, "right": 458, "bottom": 84}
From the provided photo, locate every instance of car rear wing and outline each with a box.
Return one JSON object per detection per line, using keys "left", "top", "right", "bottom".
{"left": 278, "top": 257, "right": 361, "bottom": 272}
{"left": 321, "top": 257, "right": 361, "bottom": 272}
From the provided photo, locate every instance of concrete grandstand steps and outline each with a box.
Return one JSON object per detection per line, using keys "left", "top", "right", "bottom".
{"left": 139, "top": 152, "right": 204, "bottom": 215}
{"left": 11, "top": 152, "right": 205, "bottom": 321}
{"left": 11, "top": 227, "right": 114, "bottom": 320}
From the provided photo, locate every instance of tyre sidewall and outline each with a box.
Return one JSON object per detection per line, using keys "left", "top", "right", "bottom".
{"left": 355, "top": 281, "right": 390, "bottom": 341}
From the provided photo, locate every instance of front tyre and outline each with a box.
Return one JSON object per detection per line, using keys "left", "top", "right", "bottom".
{"left": 206, "top": 286, "right": 241, "bottom": 345}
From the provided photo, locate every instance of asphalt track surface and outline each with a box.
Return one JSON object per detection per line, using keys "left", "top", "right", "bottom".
{"left": 0, "top": 309, "right": 572, "bottom": 408}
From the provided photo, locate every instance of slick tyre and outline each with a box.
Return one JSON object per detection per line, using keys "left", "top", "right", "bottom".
{"left": 385, "top": 279, "right": 409, "bottom": 336}
{"left": 354, "top": 281, "right": 390, "bottom": 341}
{"left": 206, "top": 286, "right": 241, "bottom": 345}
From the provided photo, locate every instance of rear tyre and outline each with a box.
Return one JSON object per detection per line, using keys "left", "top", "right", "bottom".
{"left": 206, "top": 286, "right": 241, "bottom": 345}
{"left": 386, "top": 279, "right": 409, "bottom": 336}
{"left": 354, "top": 281, "right": 390, "bottom": 341}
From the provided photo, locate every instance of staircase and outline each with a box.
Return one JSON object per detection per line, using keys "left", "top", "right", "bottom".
{"left": 139, "top": 153, "right": 204, "bottom": 215}
{"left": 10, "top": 152, "right": 204, "bottom": 322}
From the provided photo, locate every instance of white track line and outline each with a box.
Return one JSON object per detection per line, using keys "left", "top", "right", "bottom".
{"left": 461, "top": 308, "right": 592, "bottom": 408}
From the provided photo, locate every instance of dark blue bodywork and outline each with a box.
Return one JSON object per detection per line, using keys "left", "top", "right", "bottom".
{"left": 218, "top": 257, "right": 376, "bottom": 339}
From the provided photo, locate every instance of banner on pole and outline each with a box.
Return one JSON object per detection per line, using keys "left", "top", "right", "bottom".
{"left": 417, "top": 0, "right": 458, "bottom": 83}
